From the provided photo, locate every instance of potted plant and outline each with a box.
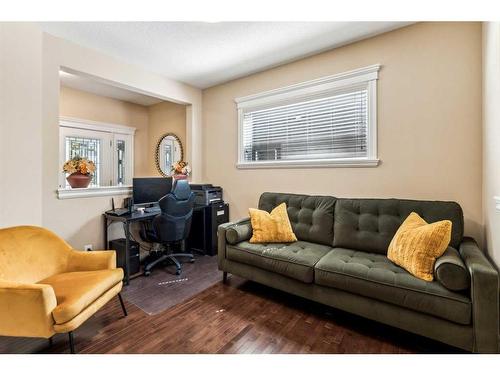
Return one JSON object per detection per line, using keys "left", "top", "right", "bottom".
{"left": 63, "top": 156, "right": 96, "bottom": 188}
{"left": 171, "top": 161, "right": 191, "bottom": 180}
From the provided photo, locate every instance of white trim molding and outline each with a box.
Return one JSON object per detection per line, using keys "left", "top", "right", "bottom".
{"left": 57, "top": 185, "right": 132, "bottom": 200}
{"left": 494, "top": 196, "right": 500, "bottom": 212}
{"left": 236, "top": 158, "right": 380, "bottom": 169}
{"left": 235, "top": 64, "right": 381, "bottom": 109}
{"left": 235, "top": 64, "right": 381, "bottom": 169}
{"left": 60, "top": 116, "right": 136, "bottom": 135}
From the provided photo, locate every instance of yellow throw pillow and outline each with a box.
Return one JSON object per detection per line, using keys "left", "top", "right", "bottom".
{"left": 387, "top": 212, "right": 452, "bottom": 281}
{"left": 249, "top": 203, "right": 298, "bottom": 243}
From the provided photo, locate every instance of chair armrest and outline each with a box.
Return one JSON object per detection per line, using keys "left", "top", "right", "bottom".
{"left": 459, "top": 237, "right": 499, "bottom": 353}
{"left": 0, "top": 280, "right": 57, "bottom": 338}
{"left": 217, "top": 217, "right": 251, "bottom": 268}
{"left": 66, "top": 250, "right": 117, "bottom": 272}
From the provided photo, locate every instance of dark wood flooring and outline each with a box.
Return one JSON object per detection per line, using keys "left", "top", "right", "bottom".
{"left": 0, "top": 271, "right": 462, "bottom": 354}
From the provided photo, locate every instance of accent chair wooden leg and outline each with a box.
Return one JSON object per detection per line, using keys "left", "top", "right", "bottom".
{"left": 223, "top": 271, "right": 228, "bottom": 284}
{"left": 118, "top": 293, "right": 128, "bottom": 317}
{"left": 68, "top": 331, "right": 75, "bottom": 354}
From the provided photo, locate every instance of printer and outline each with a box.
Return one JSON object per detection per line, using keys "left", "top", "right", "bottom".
{"left": 189, "top": 183, "right": 223, "bottom": 206}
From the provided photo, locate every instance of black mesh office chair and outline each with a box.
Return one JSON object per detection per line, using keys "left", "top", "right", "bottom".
{"left": 140, "top": 179, "right": 195, "bottom": 276}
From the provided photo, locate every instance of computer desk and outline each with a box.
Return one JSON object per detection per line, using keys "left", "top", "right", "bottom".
{"left": 103, "top": 205, "right": 208, "bottom": 285}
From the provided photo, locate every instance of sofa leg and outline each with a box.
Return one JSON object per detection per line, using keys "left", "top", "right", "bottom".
{"left": 118, "top": 293, "right": 128, "bottom": 317}
{"left": 68, "top": 332, "right": 75, "bottom": 354}
{"left": 222, "top": 272, "right": 228, "bottom": 284}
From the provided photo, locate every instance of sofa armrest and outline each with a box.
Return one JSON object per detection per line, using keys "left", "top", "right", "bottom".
{"left": 66, "top": 249, "right": 117, "bottom": 272}
{"left": 217, "top": 223, "right": 233, "bottom": 268}
{"left": 0, "top": 280, "right": 57, "bottom": 338}
{"left": 459, "top": 237, "right": 499, "bottom": 353}
{"left": 218, "top": 217, "right": 251, "bottom": 268}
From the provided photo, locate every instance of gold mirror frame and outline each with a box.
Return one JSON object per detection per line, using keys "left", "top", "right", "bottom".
{"left": 155, "top": 133, "right": 184, "bottom": 177}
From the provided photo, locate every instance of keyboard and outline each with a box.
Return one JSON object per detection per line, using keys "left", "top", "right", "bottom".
{"left": 144, "top": 207, "right": 161, "bottom": 214}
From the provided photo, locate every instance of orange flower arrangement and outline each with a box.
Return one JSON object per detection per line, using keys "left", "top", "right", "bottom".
{"left": 63, "top": 156, "right": 96, "bottom": 176}
{"left": 171, "top": 160, "right": 191, "bottom": 176}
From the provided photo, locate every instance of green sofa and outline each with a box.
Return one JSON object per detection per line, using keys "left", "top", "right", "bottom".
{"left": 217, "top": 192, "right": 500, "bottom": 353}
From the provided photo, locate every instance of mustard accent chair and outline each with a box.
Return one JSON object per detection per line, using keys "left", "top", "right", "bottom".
{"left": 0, "top": 226, "right": 127, "bottom": 353}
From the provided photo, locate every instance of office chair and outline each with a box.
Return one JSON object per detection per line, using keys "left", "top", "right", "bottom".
{"left": 140, "top": 179, "right": 196, "bottom": 276}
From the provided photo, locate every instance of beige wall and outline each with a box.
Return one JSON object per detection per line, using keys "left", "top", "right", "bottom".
{"left": 59, "top": 86, "right": 150, "bottom": 176}
{"left": 60, "top": 87, "right": 188, "bottom": 178}
{"left": 0, "top": 22, "right": 485, "bottom": 255}
{"left": 147, "top": 101, "right": 187, "bottom": 176}
{"left": 0, "top": 23, "right": 43, "bottom": 227}
{"left": 0, "top": 23, "right": 202, "bottom": 251}
{"left": 57, "top": 88, "right": 187, "bottom": 249}
{"left": 38, "top": 28, "right": 201, "bottom": 251}
{"left": 482, "top": 22, "right": 500, "bottom": 268}
{"left": 202, "top": 22, "right": 483, "bottom": 241}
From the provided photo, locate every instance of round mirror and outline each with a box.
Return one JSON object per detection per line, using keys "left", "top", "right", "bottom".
{"left": 155, "top": 133, "right": 184, "bottom": 177}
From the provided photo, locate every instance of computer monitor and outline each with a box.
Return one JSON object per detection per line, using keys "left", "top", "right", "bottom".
{"left": 132, "top": 177, "right": 172, "bottom": 206}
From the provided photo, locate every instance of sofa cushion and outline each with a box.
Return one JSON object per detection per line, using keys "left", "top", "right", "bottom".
{"left": 314, "top": 248, "right": 471, "bottom": 325}
{"left": 333, "top": 198, "right": 464, "bottom": 255}
{"left": 39, "top": 269, "right": 123, "bottom": 324}
{"left": 258, "top": 192, "right": 336, "bottom": 246}
{"left": 226, "top": 240, "right": 332, "bottom": 283}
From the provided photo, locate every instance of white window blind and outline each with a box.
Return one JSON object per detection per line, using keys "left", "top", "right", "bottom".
{"left": 236, "top": 65, "right": 380, "bottom": 168}
{"left": 242, "top": 89, "right": 368, "bottom": 162}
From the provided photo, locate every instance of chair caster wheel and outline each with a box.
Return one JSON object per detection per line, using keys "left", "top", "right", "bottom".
{"left": 144, "top": 271, "right": 151, "bottom": 277}
{"left": 176, "top": 269, "right": 181, "bottom": 275}
{"left": 190, "top": 258, "right": 195, "bottom": 263}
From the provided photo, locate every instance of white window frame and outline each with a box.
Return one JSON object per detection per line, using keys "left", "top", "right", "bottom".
{"left": 57, "top": 116, "right": 136, "bottom": 199}
{"left": 235, "top": 64, "right": 381, "bottom": 169}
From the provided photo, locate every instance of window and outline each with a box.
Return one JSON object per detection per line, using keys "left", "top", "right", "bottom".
{"left": 116, "top": 139, "right": 126, "bottom": 185}
{"left": 65, "top": 135, "right": 102, "bottom": 186}
{"left": 59, "top": 117, "right": 135, "bottom": 191}
{"left": 236, "top": 65, "right": 380, "bottom": 168}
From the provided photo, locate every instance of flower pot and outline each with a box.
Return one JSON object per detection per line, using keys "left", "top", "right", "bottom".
{"left": 66, "top": 172, "right": 92, "bottom": 188}
{"left": 172, "top": 174, "right": 188, "bottom": 180}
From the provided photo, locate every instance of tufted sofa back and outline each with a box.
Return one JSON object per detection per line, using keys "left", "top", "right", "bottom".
{"left": 257, "top": 193, "right": 464, "bottom": 255}
{"left": 333, "top": 198, "right": 464, "bottom": 254}
{"left": 259, "top": 192, "right": 336, "bottom": 246}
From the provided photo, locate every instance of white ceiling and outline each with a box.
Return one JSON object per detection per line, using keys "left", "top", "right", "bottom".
{"left": 60, "top": 70, "right": 164, "bottom": 106}
{"left": 43, "top": 22, "right": 412, "bottom": 89}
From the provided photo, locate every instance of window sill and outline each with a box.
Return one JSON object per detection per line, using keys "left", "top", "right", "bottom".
{"left": 57, "top": 185, "right": 132, "bottom": 200}
{"left": 236, "top": 158, "right": 380, "bottom": 169}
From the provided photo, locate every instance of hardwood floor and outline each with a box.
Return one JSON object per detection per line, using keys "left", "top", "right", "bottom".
{"left": 0, "top": 273, "right": 462, "bottom": 354}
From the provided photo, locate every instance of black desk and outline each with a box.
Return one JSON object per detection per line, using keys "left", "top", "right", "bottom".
{"left": 103, "top": 205, "right": 209, "bottom": 285}
{"left": 103, "top": 210, "right": 160, "bottom": 285}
